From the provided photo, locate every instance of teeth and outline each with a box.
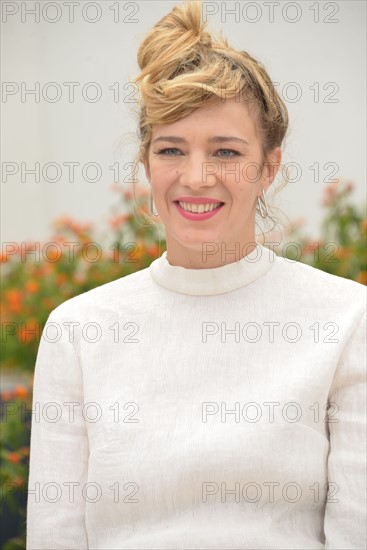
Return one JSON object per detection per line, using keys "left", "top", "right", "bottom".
{"left": 178, "top": 201, "right": 222, "bottom": 213}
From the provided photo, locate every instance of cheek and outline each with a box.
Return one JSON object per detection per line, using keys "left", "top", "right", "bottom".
{"left": 230, "top": 176, "right": 257, "bottom": 199}
{"left": 239, "top": 163, "right": 263, "bottom": 185}
{"left": 148, "top": 163, "right": 162, "bottom": 184}
{"left": 150, "top": 163, "right": 176, "bottom": 189}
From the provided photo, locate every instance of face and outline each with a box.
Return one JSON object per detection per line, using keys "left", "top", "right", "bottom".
{"left": 142, "top": 97, "right": 281, "bottom": 268}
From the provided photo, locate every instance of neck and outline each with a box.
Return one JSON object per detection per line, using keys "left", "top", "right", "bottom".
{"left": 149, "top": 242, "right": 277, "bottom": 296}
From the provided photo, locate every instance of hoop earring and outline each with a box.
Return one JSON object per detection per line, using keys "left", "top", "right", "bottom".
{"left": 150, "top": 190, "right": 159, "bottom": 217}
{"left": 257, "top": 188, "right": 269, "bottom": 219}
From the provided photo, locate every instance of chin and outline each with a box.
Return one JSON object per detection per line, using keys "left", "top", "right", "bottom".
{"left": 180, "top": 234, "right": 225, "bottom": 251}
{"left": 166, "top": 225, "right": 226, "bottom": 251}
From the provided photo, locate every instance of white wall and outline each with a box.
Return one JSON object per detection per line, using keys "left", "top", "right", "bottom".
{"left": 1, "top": 0, "right": 366, "bottom": 246}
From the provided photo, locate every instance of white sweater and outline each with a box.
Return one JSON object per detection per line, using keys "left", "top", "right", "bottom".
{"left": 26, "top": 243, "right": 366, "bottom": 550}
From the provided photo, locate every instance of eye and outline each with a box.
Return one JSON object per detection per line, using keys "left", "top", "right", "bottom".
{"left": 154, "top": 148, "right": 181, "bottom": 156}
{"left": 216, "top": 149, "right": 241, "bottom": 158}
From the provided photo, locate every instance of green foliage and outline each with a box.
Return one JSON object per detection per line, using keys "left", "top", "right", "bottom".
{"left": 260, "top": 179, "right": 366, "bottom": 283}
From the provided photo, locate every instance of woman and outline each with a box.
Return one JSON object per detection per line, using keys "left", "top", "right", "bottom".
{"left": 26, "top": 1, "right": 366, "bottom": 548}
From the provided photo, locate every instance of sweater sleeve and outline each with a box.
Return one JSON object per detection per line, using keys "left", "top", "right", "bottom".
{"left": 26, "top": 309, "right": 89, "bottom": 549}
{"left": 324, "top": 308, "right": 367, "bottom": 550}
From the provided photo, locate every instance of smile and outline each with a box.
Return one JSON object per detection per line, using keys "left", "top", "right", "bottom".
{"left": 178, "top": 201, "right": 223, "bottom": 213}
{"left": 174, "top": 201, "right": 225, "bottom": 221}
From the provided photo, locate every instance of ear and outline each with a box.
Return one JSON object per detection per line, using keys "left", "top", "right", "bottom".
{"left": 261, "top": 147, "right": 282, "bottom": 193}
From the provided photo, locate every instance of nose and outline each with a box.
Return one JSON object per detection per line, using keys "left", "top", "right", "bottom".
{"left": 179, "top": 153, "right": 217, "bottom": 190}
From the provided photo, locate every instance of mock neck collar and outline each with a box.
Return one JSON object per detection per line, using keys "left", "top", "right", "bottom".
{"left": 149, "top": 243, "right": 276, "bottom": 296}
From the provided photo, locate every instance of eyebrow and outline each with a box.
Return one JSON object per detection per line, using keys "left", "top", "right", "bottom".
{"left": 152, "top": 136, "right": 250, "bottom": 146}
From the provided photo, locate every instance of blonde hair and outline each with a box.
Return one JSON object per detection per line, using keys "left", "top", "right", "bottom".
{"left": 129, "top": 0, "right": 290, "bottom": 235}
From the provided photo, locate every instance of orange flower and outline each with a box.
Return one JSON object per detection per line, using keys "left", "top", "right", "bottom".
{"left": 122, "top": 189, "right": 134, "bottom": 200}
{"left": 139, "top": 203, "right": 150, "bottom": 216}
{"left": 26, "top": 280, "right": 39, "bottom": 293}
{"left": 146, "top": 244, "right": 161, "bottom": 257}
{"left": 52, "top": 216, "right": 74, "bottom": 229}
{"left": 0, "top": 252, "right": 9, "bottom": 263}
{"left": 1, "top": 390, "right": 14, "bottom": 401}
{"left": 13, "top": 476, "right": 24, "bottom": 487}
{"left": 110, "top": 182, "right": 124, "bottom": 193}
{"left": 130, "top": 241, "right": 145, "bottom": 262}
{"left": 334, "top": 247, "right": 350, "bottom": 260}
{"left": 291, "top": 217, "right": 307, "bottom": 229}
{"left": 6, "top": 289, "right": 22, "bottom": 313}
{"left": 69, "top": 221, "right": 89, "bottom": 234}
{"left": 32, "top": 266, "right": 43, "bottom": 277}
{"left": 7, "top": 452, "right": 21, "bottom": 464}
{"left": 42, "top": 297, "right": 55, "bottom": 309}
{"left": 90, "top": 272, "right": 103, "bottom": 281}
{"left": 345, "top": 181, "right": 354, "bottom": 193}
{"left": 18, "top": 447, "right": 30, "bottom": 457}
{"left": 41, "top": 263, "right": 54, "bottom": 276}
{"left": 109, "top": 214, "right": 130, "bottom": 230}
{"left": 301, "top": 242, "right": 320, "bottom": 256}
{"left": 19, "top": 319, "right": 40, "bottom": 343}
{"left": 360, "top": 219, "right": 367, "bottom": 233}
{"left": 321, "top": 180, "right": 340, "bottom": 207}
{"left": 6, "top": 289, "right": 21, "bottom": 302}
{"left": 82, "top": 222, "right": 93, "bottom": 232}
{"left": 74, "top": 273, "right": 87, "bottom": 284}
{"left": 51, "top": 234, "right": 68, "bottom": 244}
{"left": 56, "top": 273, "right": 68, "bottom": 285}
{"left": 14, "top": 385, "right": 29, "bottom": 398}
{"left": 138, "top": 187, "right": 151, "bottom": 198}
{"left": 356, "top": 271, "right": 367, "bottom": 285}
{"left": 46, "top": 248, "right": 62, "bottom": 262}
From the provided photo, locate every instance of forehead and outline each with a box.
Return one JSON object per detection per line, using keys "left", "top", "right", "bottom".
{"left": 151, "top": 98, "right": 258, "bottom": 141}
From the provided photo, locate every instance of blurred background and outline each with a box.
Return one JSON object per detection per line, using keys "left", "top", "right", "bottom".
{"left": 1, "top": 1, "right": 366, "bottom": 548}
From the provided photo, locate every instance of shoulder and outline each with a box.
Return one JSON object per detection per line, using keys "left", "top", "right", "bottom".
{"left": 273, "top": 252, "right": 365, "bottom": 293}
{"left": 271, "top": 252, "right": 366, "bottom": 315}
{"left": 48, "top": 266, "right": 153, "bottom": 321}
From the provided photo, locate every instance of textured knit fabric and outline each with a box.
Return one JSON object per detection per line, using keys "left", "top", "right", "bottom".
{"left": 26, "top": 243, "right": 366, "bottom": 549}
